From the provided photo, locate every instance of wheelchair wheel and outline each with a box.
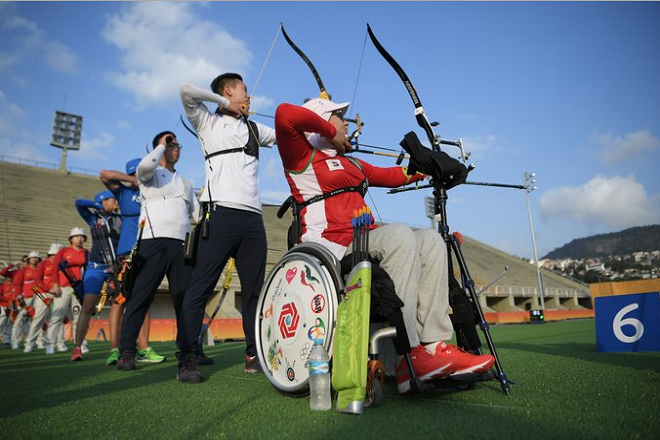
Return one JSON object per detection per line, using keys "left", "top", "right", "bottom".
{"left": 255, "top": 243, "right": 343, "bottom": 396}
{"left": 365, "top": 378, "right": 383, "bottom": 408}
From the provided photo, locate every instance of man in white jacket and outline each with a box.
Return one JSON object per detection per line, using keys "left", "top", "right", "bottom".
{"left": 177, "top": 73, "right": 276, "bottom": 382}
{"left": 117, "top": 131, "right": 200, "bottom": 382}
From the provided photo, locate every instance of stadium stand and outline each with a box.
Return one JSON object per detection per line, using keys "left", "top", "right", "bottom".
{"left": 0, "top": 160, "right": 592, "bottom": 339}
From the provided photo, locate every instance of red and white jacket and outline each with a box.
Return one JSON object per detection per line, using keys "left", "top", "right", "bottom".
{"left": 275, "top": 103, "right": 424, "bottom": 259}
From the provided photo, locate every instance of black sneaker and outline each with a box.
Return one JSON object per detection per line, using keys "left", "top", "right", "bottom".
{"left": 116, "top": 352, "right": 136, "bottom": 371}
{"left": 196, "top": 353, "right": 214, "bottom": 366}
{"left": 244, "top": 355, "right": 263, "bottom": 373}
{"left": 177, "top": 356, "right": 203, "bottom": 383}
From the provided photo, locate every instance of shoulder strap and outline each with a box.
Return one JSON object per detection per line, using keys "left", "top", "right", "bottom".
{"left": 298, "top": 156, "right": 368, "bottom": 209}
{"left": 204, "top": 120, "right": 260, "bottom": 161}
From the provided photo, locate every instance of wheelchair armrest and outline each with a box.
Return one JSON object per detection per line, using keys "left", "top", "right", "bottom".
{"left": 277, "top": 196, "right": 294, "bottom": 219}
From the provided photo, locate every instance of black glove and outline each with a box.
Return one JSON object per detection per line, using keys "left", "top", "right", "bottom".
{"left": 399, "top": 131, "right": 467, "bottom": 188}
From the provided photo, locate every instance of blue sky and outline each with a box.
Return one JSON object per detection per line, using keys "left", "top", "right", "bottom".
{"left": 1, "top": 1, "right": 659, "bottom": 258}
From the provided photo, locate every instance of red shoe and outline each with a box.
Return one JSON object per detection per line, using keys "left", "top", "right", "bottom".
{"left": 433, "top": 342, "right": 495, "bottom": 376}
{"left": 70, "top": 347, "right": 83, "bottom": 362}
{"left": 395, "top": 345, "right": 453, "bottom": 393}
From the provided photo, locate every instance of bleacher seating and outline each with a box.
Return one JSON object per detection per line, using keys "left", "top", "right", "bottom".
{"left": 0, "top": 160, "right": 591, "bottom": 319}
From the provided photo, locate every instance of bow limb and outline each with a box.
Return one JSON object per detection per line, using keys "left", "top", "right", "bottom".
{"left": 281, "top": 23, "right": 330, "bottom": 100}
{"left": 366, "top": 24, "right": 438, "bottom": 151}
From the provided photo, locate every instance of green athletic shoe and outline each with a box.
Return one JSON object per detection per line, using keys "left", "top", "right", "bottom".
{"left": 105, "top": 348, "right": 120, "bottom": 366}
{"left": 136, "top": 347, "right": 166, "bottom": 363}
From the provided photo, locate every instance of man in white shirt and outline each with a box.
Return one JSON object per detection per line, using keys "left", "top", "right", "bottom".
{"left": 177, "top": 73, "right": 276, "bottom": 380}
{"left": 117, "top": 131, "right": 200, "bottom": 383}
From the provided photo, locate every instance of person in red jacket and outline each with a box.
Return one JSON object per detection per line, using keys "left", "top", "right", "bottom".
{"left": 50, "top": 227, "right": 88, "bottom": 354}
{"left": 33, "top": 243, "right": 64, "bottom": 354}
{"left": 274, "top": 99, "right": 494, "bottom": 394}
{"left": 0, "top": 264, "right": 19, "bottom": 346}
{"left": 11, "top": 251, "right": 42, "bottom": 350}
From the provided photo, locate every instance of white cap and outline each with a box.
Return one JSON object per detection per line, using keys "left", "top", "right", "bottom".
{"left": 48, "top": 243, "right": 63, "bottom": 255}
{"left": 69, "top": 227, "right": 87, "bottom": 239}
{"left": 27, "top": 251, "right": 42, "bottom": 260}
{"left": 302, "top": 98, "right": 350, "bottom": 121}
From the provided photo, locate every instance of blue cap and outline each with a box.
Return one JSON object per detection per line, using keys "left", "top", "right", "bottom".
{"left": 95, "top": 190, "right": 115, "bottom": 204}
{"left": 125, "top": 158, "right": 140, "bottom": 175}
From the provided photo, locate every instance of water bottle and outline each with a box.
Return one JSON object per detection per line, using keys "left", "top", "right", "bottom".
{"left": 308, "top": 339, "right": 331, "bottom": 411}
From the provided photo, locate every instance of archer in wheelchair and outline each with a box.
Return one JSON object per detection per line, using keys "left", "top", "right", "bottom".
{"left": 255, "top": 97, "right": 498, "bottom": 407}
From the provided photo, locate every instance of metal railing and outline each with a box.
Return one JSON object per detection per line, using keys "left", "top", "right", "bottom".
{"left": 481, "top": 285, "right": 590, "bottom": 298}
{"left": 0, "top": 155, "right": 98, "bottom": 176}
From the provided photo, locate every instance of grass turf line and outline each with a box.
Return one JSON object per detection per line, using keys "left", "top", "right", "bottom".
{"left": 1, "top": 319, "right": 659, "bottom": 439}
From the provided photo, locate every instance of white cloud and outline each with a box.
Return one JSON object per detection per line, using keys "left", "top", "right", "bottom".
{"left": 461, "top": 134, "right": 496, "bottom": 159}
{"left": 77, "top": 132, "right": 116, "bottom": 162}
{"left": 102, "top": 2, "right": 252, "bottom": 107}
{"left": 249, "top": 95, "right": 275, "bottom": 114}
{"left": 539, "top": 174, "right": 660, "bottom": 229}
{"left": 0, "top": 90, "right": 50, "bottom": 162}
{"left": 0, "top": 9, "right": 78, "bottom": 75}
{"left": 594, "top": 129, "right": 660, "bottom": 164}
{"left": 0, "top": 90, "right": 27, "bottom": 136}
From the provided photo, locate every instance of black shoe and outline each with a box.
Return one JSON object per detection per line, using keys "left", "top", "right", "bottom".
{"left": 116, "top": 352, "right": 136, "bottom": 371}
{"left": 244, "top": 355, "right": 263, "bottom": 373}
{"left": 177, "top": 356, "right": 203, "bottom": 383}
{"left": 196, "top": 353, "right": 214, "bottom": 366}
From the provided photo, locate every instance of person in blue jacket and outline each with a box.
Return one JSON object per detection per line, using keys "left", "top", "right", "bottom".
{"left": 71, "top": 190, "right": 120, "bottom": 361}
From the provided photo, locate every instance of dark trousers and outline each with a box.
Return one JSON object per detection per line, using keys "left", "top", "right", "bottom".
{"left": 120, "top": 238, "right": 191, "bottom": 355}
{"left": 176, "top": 206, "right": 267, "bottom": 358}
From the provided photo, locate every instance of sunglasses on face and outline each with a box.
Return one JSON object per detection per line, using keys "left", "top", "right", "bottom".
{"left": 331, "top": 109, "right": 345, "bottom": 121}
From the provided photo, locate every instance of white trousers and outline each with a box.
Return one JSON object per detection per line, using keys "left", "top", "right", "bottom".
{"left": 48, "top": 293, "right": 72, "bottom": 345}
{"left": 25, "top": 295, "right": 52, "bottom": 346}
{"left": 0, "top": 307, "right": 12, "bottom": 342}
{"left": 11, "top": 306, "right": 31, "bottom": 346}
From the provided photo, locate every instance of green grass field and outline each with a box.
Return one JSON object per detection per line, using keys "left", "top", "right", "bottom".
{"left": 2, "top": 319, "right": 659, "bottom": 440}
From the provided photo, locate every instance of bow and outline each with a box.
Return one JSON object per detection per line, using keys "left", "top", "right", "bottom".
{"left": 281, "top": 23, "right": 330, "bottom": 100}
{"left": 366, "top": 24, "right": 470, "bottom": 163}
{"left": 281, "top": 24, "right": 365, "bottom": 144}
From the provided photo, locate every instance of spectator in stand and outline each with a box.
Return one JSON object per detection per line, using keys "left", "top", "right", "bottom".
{"left": 99, "top": 158, "right": 164, "bottom": 365}
{"left": 71, "top": 191, "right": 121, "bottom": 361}
{"left": 12, "top": 251, "right": 42, "bottom": 351}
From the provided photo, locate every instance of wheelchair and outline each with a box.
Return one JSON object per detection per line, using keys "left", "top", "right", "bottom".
{"left": 254, "top": 238, "right": 408, "bottom": 409}
{"left": 255, "top": 193, "right": 511, "bottom": 412}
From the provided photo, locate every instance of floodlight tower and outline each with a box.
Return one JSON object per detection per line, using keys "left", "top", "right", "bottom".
{"left": 50, "top": 111, "right": 83, "bottom": 173}
{"left": 524, "top": 172, "right": 545, "bottom": 312}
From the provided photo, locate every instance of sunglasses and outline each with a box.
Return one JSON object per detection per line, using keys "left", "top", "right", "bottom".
{"left": 331, "top": 109, "right": 345, "bottom": 121}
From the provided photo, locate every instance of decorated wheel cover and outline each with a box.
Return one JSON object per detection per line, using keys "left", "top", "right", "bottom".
{"left": 256, "top": 250, "right": 340, "bottom": 393}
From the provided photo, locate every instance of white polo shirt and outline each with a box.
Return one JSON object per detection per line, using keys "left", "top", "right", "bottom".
{"left": 180, "top": 83, "right": 276, "bottom": 214}
{"left": 137, "top": 145, "right": 199, "bottom": 241}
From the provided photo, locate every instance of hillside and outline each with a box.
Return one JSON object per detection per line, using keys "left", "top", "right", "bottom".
{"left": 543, "top": 225, "right": 660, "bottom": 259}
